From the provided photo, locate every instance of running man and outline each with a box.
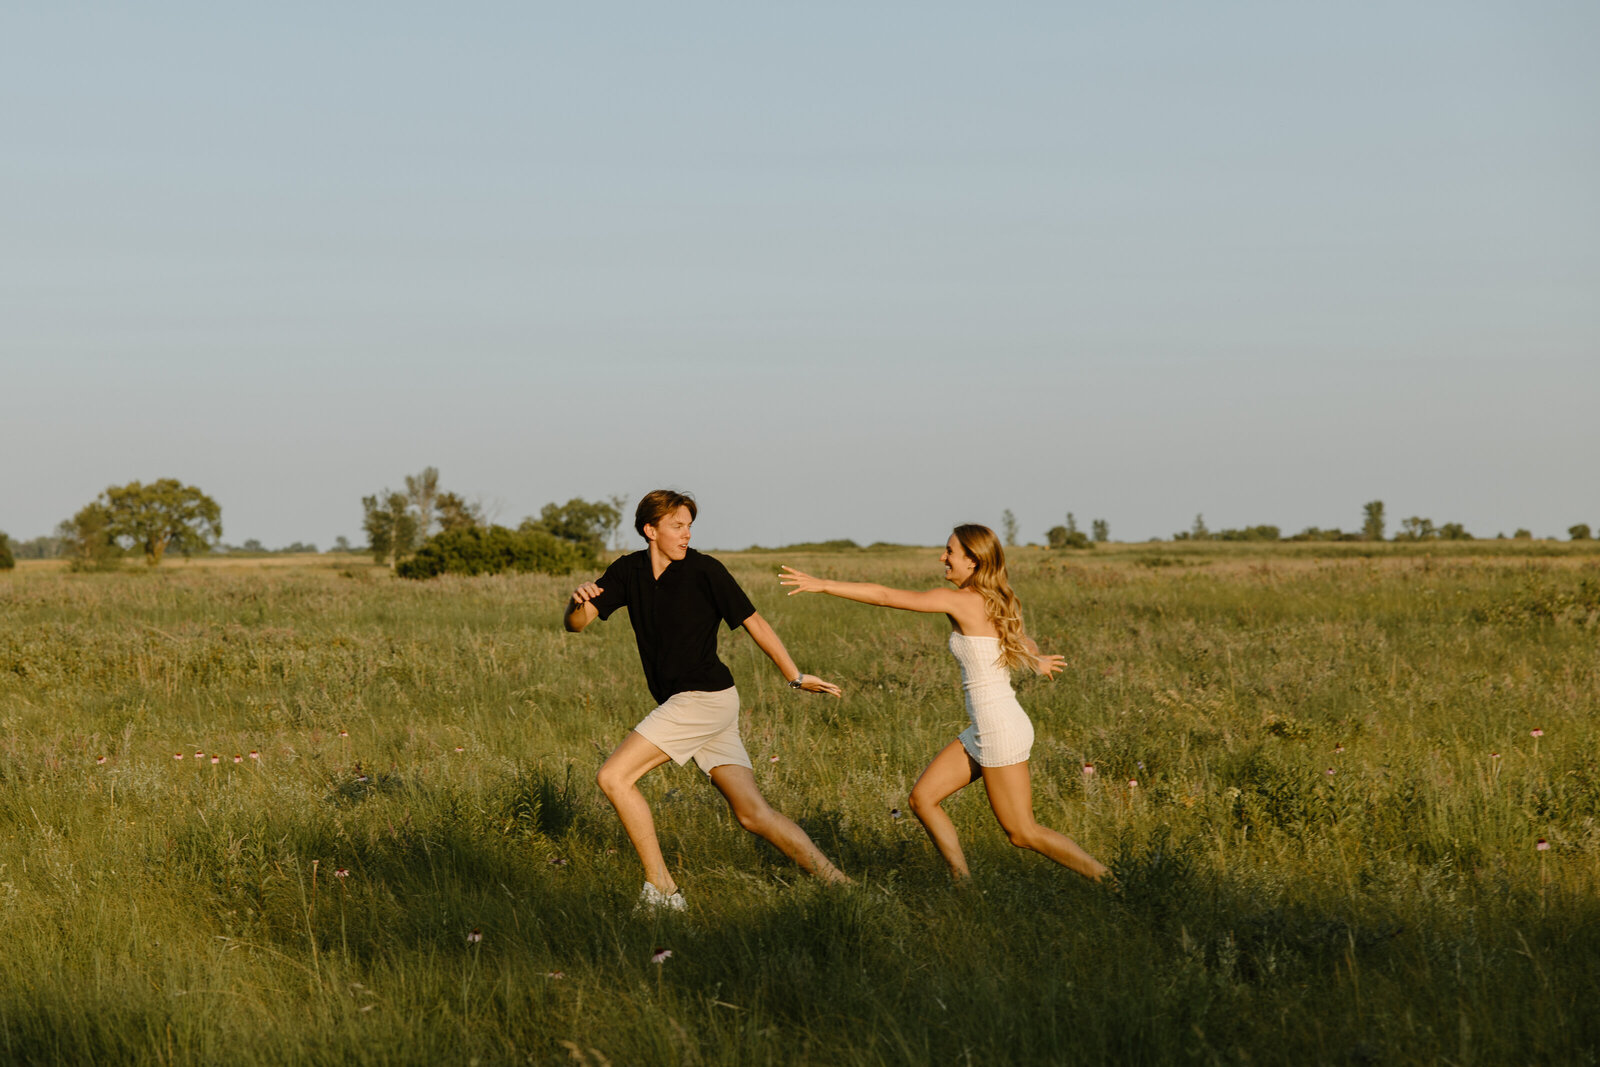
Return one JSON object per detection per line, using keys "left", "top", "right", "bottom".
{"left": 564, "top": 489, "right": 849, "bottom": 910}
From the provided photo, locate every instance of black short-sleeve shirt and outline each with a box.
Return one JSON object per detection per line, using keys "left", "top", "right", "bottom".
{"left": 589, "top": 548, "right": 758, "bottom": 705}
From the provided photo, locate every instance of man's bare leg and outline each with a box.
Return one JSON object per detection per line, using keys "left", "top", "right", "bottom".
{"left": 708, "top": 764, "right": 850, "bottom": 884}
{"left": 596, "top": 731, "right": 677, "bottom": 892}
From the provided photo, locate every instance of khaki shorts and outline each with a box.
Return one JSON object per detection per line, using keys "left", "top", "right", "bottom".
{"left": 632, "top": 686, "right": 751, "bottom": 775}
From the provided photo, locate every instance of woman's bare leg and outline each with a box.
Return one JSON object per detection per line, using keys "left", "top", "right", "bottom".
{"left": 596, "top": 731, "right": 677, "bottom": 892}
{"left": 980, "top": 761, "right": 1108, "bottom": 881}
{"left": 708, "top": 764, "right": 850, "bottom": 884}
{"left": 908, "top": 740, "right": 983, "bottom": 880}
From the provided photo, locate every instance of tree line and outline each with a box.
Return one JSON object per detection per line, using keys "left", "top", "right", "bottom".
{"left": 1, "top": 472, "right": 626, "bottom": 577}
{"left": 6, "top": 490, "right": 1595, "bottom": 575}
{"left": 1027, "top": 499, "right": 1597, "bottom": 549}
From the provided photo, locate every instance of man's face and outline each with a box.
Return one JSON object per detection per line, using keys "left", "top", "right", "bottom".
{"left": 645, "top": 506, "right": 693, "bottom": 561}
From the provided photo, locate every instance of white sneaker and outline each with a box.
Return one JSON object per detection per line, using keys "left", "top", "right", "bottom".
{"left": 636, "top": 882, "right": 687, "bottom": 913}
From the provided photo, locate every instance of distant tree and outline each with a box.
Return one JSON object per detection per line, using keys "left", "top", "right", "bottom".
{"left": 363, "top": 491, "right": 419, "bottom": 569}
{"left": 1513, "top": 528, "right": 1532, "bottom": 540}
{"left": 1289, "top": 527, "right": 1360, "bottom": 542}
{"left": 1191, "top": 514, "right": 1210, "bottom": 541}
{"left": 93, "top": 479, "right": 222, "bottom": 565}
{"left": 11, "top": 534, "right": 66, "bottom": 560}
{"left": 405, "top": 467, "right": 441, "bottom": 539}
{"left": 1066, "top": 512, "right": 1080, "bottom": 536}
{"left": 1362, "top": 500, "right": 1386, "bottom": 542}
{"left": 435, "top": 492, "right": 484, "bottom": 534}
{"left": 1438, "top": 523, "right": 1472, "bottom": 541}
{"left": 0, "top": 531, "right": 13, "bottom": 571}
{"left": 1397, "top": 517, "right": 1438, "bottom": 541}
{"left": 599, "top": 494, "right": 628, "bottom": 549}
{"left": 524, "top": 497, "right": 623, "bottom": 553}
{"left": 331, "top": 535, "right": 353, "bottom": 553}
{"left": 1218, "top": 525, "right": 1281, "bottom": 542}
{"left": 241, "top": 539, "right": 265, "bottom": 553}
{"left": 280, "top": 541, "right": 317, "bottom": 554}
{"left": 1091, "top": 519, "right": 1109, "bottom": 543}
{"left": 1046, "top": 525, "right": 1091, "bottom": 550}
{"left": 62, "top": 503, "right": 122, "bottom": 571}
{"left": 1570, "top": 524, "right": 1592, "bottom": 541}
{"left": 1001, "top": 509, "right": 1018, "bottom": 547}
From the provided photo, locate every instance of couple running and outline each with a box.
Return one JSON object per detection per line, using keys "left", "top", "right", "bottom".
{"left": 563, "top": 490, "right": 1106, "bottom": 910}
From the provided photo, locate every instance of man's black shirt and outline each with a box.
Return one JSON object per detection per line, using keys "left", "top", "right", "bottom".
{"left": 589, "top": 548, "right": 758, "bottom": 705}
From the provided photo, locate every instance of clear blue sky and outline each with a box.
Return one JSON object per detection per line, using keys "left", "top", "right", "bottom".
{"left": 4, "top": 3, "right": 1596, "bottom": 550}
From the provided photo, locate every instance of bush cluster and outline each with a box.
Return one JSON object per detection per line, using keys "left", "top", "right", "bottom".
{"left": 395, "top": 525, "right": 598, "bottom": 579}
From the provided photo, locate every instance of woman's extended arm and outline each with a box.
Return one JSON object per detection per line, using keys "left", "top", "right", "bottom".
{"left": 1023, "top": 633, "right": 1067, "bottom": 679}
{"left": 779, "top": 566, "right": 967, "bottom": 615}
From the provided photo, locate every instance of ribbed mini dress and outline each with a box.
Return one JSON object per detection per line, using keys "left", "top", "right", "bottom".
{"left": 950, "top": 631, "right": 1035, "bottom": 768}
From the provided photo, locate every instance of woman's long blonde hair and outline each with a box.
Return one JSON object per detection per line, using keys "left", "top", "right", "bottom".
{"left": 951, "top": 524, "right": 1038, "bottom": 673}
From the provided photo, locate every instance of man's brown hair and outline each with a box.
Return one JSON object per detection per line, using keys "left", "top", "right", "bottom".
{"left": 634, "top": 489, "right": 698, "bottom": 538}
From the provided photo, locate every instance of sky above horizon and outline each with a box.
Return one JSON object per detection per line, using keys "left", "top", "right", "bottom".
{"left": 4, "top": 3, "right": 1596, "bottom": 551}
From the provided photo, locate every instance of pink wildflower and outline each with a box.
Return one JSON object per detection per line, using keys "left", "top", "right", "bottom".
{"left": 1082, "top": 763, "right": 1095, "bottom": 776}
{"left": 1536, "top": 839, "right": 1550, "bottom": 851}
{"left": 467, "top": 928, "right": 482, "bottom": 943}
{"left": 1531, "top": 728, "right": 1544, "bottom": 738}
{"left": 651, "top": 948, "right": 672, "bottom": 964}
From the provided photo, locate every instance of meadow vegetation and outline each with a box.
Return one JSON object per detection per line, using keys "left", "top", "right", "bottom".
{"left": 2, "top": 541, "right": 1598, "bottom": 1065}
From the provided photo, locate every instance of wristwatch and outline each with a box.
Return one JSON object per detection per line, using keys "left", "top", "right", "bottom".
{"left": 789, "top": 674, "right": 805, "bottom": 689}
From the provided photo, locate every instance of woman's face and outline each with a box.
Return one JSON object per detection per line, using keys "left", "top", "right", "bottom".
{"left": 941, "top": 534, "right": 977, "bottom": 586}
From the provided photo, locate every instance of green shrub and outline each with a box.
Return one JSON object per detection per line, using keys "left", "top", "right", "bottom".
{"left": 1218, "top": 525, "right": 1281, "bottom": 542}
{"left": 396, "top": 524, "right": 598, "bottom": 579}
{"left": 1047, "top": 525, "right": 1092, "bottom": 550}
{"left": 0, "top": 531, "right": 13, "bottom": 571}
{"left": 1571, "top": 524, "right": 1593, "bottom": 541}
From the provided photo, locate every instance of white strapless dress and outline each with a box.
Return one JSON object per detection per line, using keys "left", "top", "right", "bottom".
{"left": 949, "top": 631, "right": 1035, "bottom": 767}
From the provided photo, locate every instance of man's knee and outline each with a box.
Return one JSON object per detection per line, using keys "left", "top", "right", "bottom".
{"left": 733, "top": 801, "right": 776, "bottom": 835}
{"left": 596, "top": 763, "right": 630, "bottom": 799}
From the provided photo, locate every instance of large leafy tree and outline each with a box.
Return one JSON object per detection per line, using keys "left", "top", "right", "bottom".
{"left": 0, "top": 531, "right": 13, "bottom": 571}
{"left": 523, "top": 496, "right": 624, "bottom": 552}
{"left": 100, "top": 479, "right": 223, "bottom": 565}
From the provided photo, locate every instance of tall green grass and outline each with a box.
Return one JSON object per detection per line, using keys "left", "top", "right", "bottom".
{"left": 2, "top": 544, "right": 1597, "bottom": 1064}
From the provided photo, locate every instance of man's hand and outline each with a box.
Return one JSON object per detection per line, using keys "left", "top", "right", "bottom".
{"left": 564, "top": 582, "right": 603, "bottom": 632}
{"left": 792, "top": 673, "right": 843, "bottom": 698}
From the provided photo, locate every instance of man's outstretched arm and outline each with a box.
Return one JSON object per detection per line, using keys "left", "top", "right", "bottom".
{"left": 741, "top": 612, "right": 842, "bottom": 697}
{"left": 564, "top": 581, "right": 603, "bottom": 633}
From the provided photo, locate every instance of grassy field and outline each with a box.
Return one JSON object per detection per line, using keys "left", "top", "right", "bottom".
{"left": 2, "top": 541, "right": 1598, "bottom": 1065}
